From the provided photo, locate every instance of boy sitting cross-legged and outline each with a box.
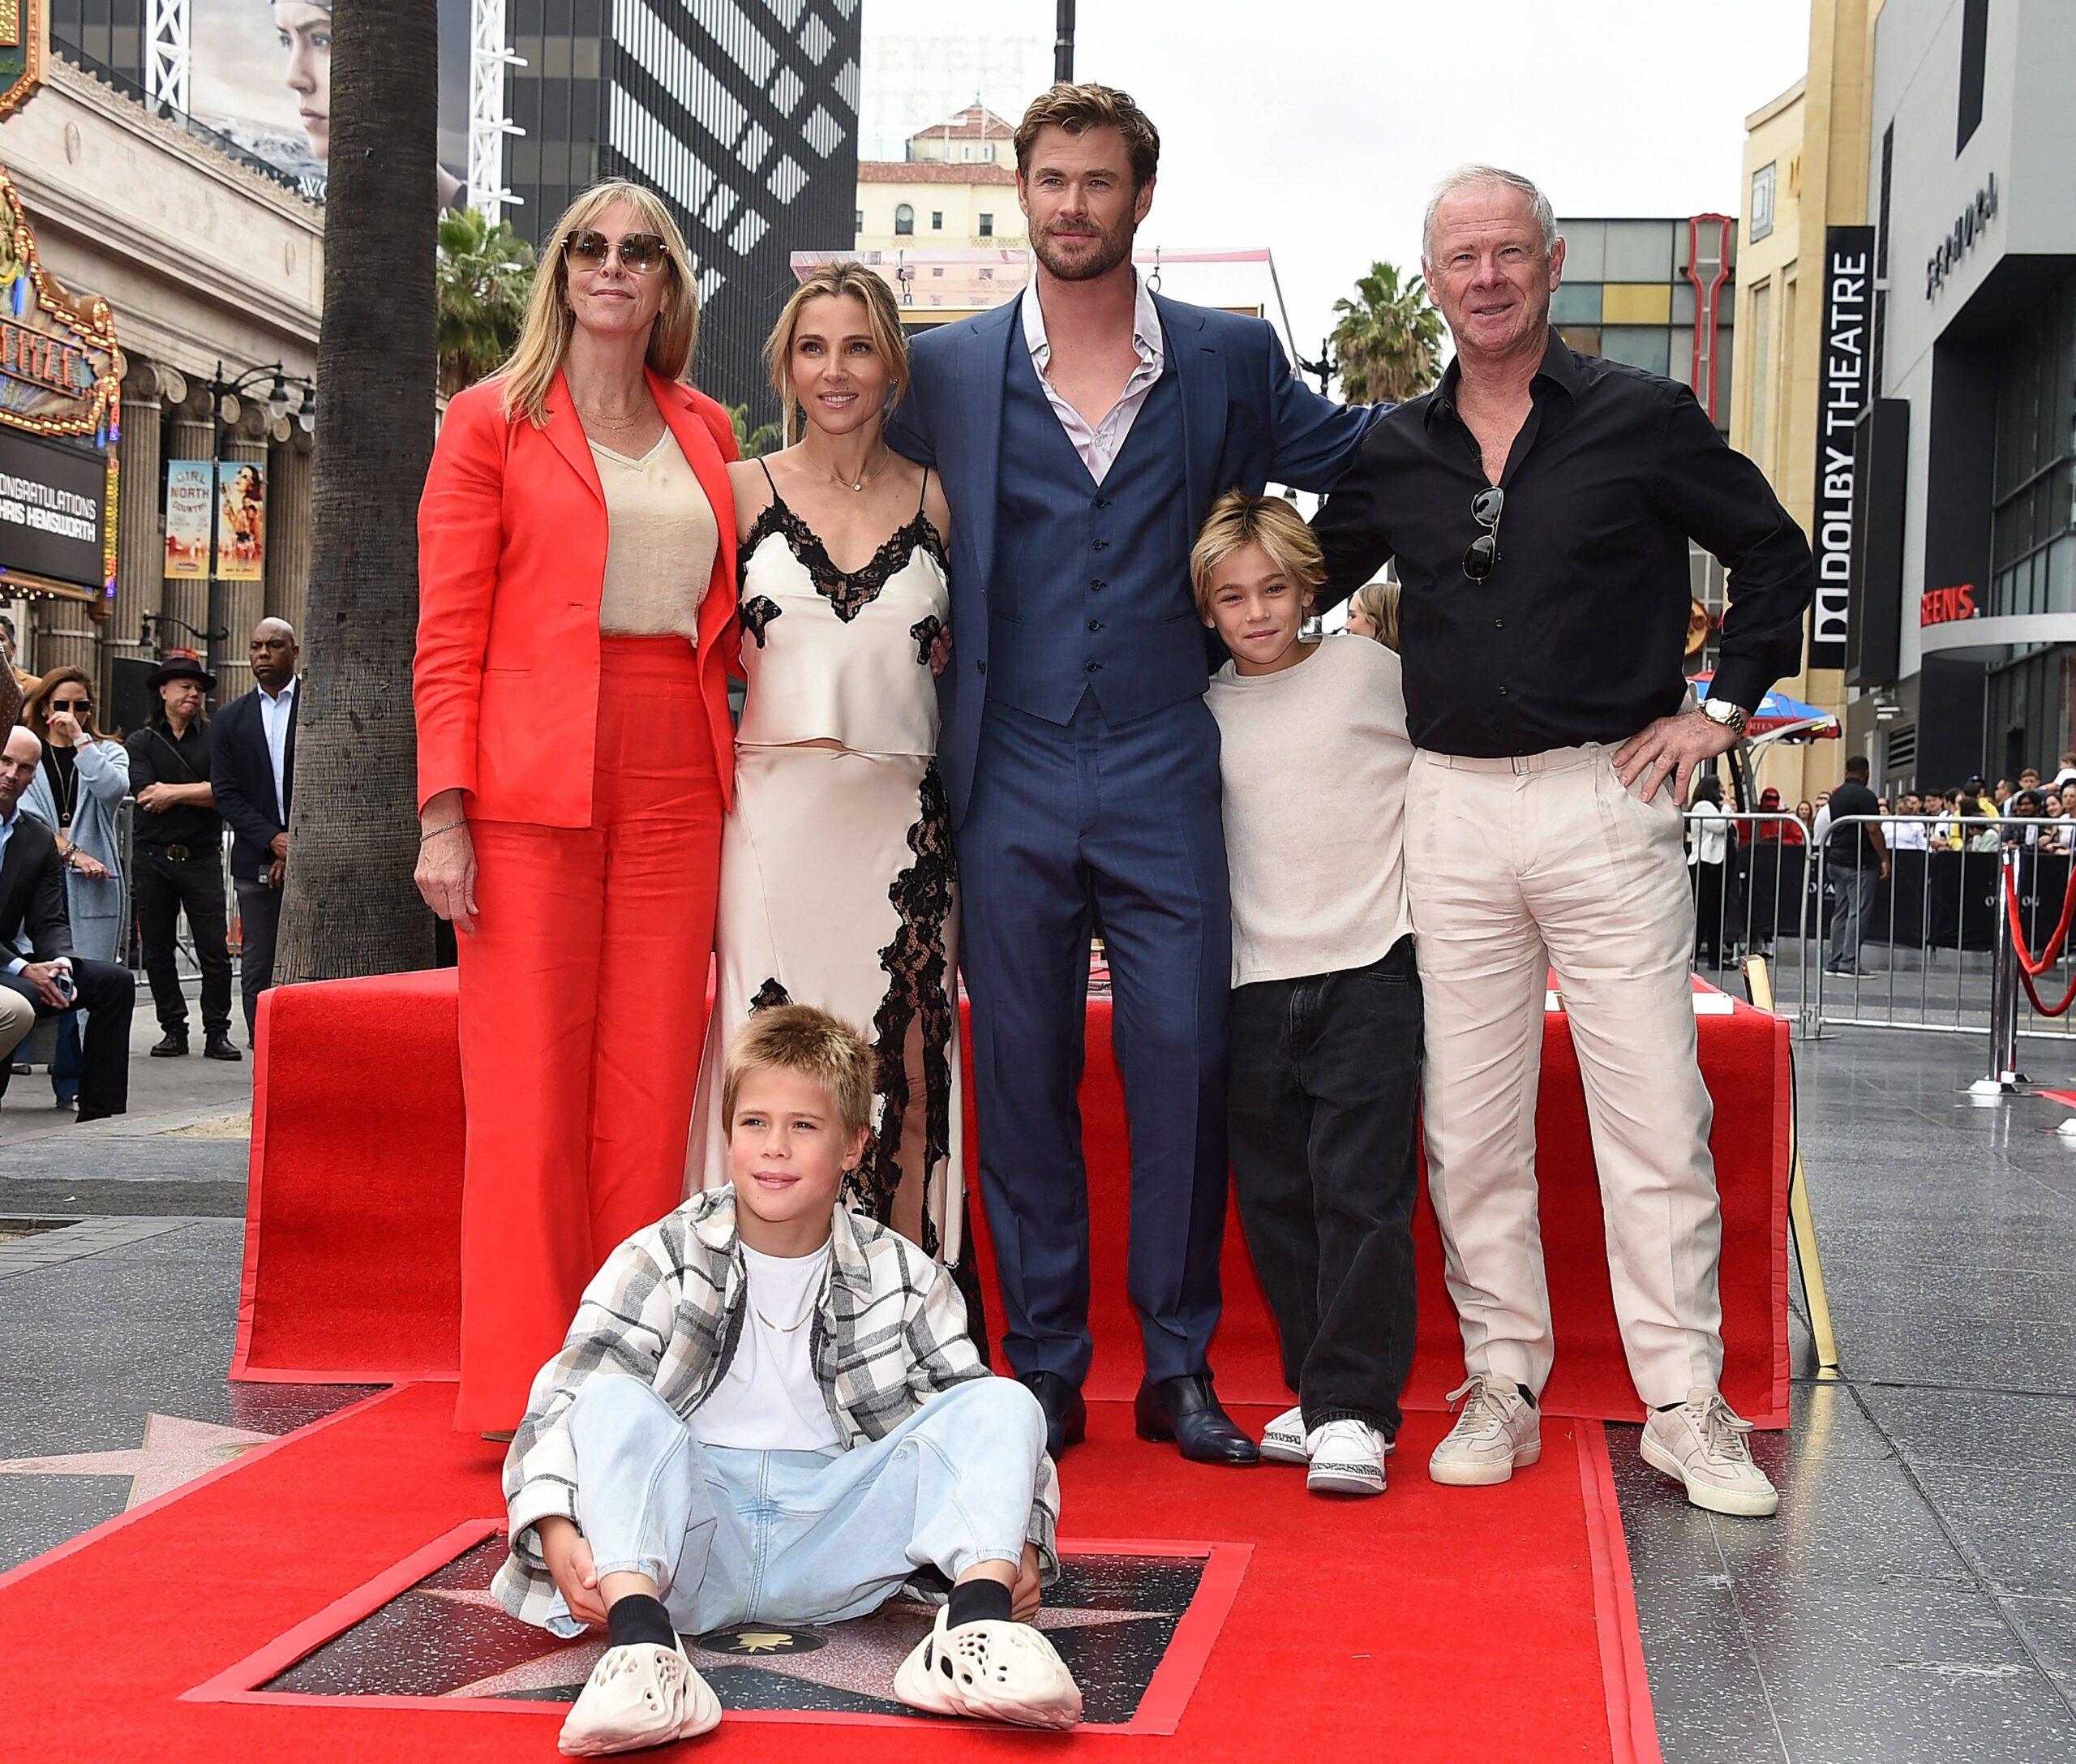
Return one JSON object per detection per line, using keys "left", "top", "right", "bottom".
{"left": 494, "top": 1004, "right": 1082, "bottom": 1754}
{"left": 1197, "top": 490, "right": 1421, "bottom": 1500}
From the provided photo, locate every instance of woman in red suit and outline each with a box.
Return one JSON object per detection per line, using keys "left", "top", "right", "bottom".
{"left": 414, "top": 180, "right": 739, "bottom": 1432}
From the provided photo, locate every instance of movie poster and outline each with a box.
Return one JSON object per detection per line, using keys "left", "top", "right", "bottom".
{"left": 216, "top": 461, "right": 266, "bottom": 581}
{"left": 164, "top": 460, "right": 213, "bottom": 579}
{"left": 188, "top": 1, "right": 474, "bottom": 208}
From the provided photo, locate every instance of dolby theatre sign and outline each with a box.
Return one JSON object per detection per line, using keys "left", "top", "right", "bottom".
{"left": 0, "top": 143, "right": 124, "bottom": 603}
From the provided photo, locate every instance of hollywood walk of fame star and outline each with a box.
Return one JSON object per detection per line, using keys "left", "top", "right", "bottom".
{"left": 0, "top": 1414, "right": 272, "bottom": 1509}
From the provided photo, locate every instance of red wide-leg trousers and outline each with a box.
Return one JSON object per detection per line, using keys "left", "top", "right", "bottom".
{"left": 453, "top": 637, "right": 723, "bottom": 1431}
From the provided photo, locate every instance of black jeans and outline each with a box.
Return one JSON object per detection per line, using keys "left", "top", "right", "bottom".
{"left": 1227, "top": 937, "right": 1422, "bottom": 1439}
{"left": 0, "top": 959, "right": 135, "bottom": 1120}
{"left": 134, "top": 848, "right": 233, "bottom": 1038}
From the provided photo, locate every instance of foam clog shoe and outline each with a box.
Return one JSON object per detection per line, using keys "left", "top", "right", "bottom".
{"left": 893, "top": 1607, "right": 1083, "bottom": 1730}
{"left": 558, "top": 1641, "right": 721, "bottom": 1756}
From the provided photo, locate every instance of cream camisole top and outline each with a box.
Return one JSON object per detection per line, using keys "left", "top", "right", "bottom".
{"left": 592, "top": 430, "right": 717, "bottom": 640}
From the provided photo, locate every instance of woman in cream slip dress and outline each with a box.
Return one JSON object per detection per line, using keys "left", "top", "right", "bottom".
{"left": 689, "top": 264, "right": 968, "bottom": 1278}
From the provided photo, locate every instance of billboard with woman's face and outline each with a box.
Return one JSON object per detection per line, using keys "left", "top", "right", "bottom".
{"left": 190, "top": 1, "right": 471, "bottom": 208}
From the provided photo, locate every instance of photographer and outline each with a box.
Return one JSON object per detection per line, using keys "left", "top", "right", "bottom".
{"left": 0, "top": 727, "right": 135, "bottom": 1122}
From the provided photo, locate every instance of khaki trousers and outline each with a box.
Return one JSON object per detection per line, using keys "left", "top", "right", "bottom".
{"left": 1406, "top": 745, "right": 1724, "bottom": 1408}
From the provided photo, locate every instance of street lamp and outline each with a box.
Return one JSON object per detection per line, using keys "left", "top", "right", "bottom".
{"left": 199, "top": 360, "right": 315, "bottom": 688}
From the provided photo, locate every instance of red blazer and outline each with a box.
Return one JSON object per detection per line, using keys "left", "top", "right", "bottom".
{"left": 414, "top": 367, "right": 740, "bottom": 826}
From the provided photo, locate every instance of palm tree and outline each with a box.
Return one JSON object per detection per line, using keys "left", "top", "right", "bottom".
{"left": 727, "top": 401, "right": 784, "bottom": 460}
{"left": 437, "top": 208, "right": 535, "bottom": 397}
{"left": 274, "top": 0, "right": 440, "bottom": 985}
{"left": 1330, "top": 262, "right": 1443, "bottom": 406}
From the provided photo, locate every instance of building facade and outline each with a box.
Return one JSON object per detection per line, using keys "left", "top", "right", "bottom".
{"left": 1, "top": 37, "right": 320, "bottom": 715}
{"left": 500, "top": 0, "right": 861, "bottom": 419}
{"left": 854, "top": 105, "right": 1025, "bottom": 256}
{"left": 1850, "top": 0, "right": 2076, "bottom": 788}
{"left": 1731, "top": 0, "right": 1876, "bottom": 801}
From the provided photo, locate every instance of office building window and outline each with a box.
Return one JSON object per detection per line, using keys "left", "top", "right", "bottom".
{"left": 1750, "top": 163, "right": 1776, "bottom": 243}
{"left": 932, "top": 211, "right": 943, "bottom": 230}
{"left": 1958, "top": 0, "right": 1988, "bottom": 152}
{"left": 979, "top": 212, "right": 994, "bottom": 237}
{"left": 895, "top": 203, "right": 915, "bottom": 236}
{"left": 1748, "top": 282, "right": 1772, "bottom": 470}
{"left": 1988, "top": 273, "right": 2076, "bottom": 619}
{"left": 854, "top": 209, "right": 863, "bottom": 233}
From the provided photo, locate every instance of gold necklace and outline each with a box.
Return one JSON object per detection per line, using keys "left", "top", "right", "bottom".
{"left": 577, "top": 402, "right": 650, "bottom": 432}
{"left": 813, "top": 448, "right": 890, "bottom": 494}
{"left": 748, "top": 1253, "right": 826, "bottom": 1333}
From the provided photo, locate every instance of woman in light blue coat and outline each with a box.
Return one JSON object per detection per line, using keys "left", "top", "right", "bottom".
{"left": 22, "top": 668, "right": 128, "bottom": 1105}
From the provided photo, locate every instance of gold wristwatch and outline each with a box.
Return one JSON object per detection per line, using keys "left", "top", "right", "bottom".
{"left": 1701, "top": 698, "right": 1750, "bottom": 736}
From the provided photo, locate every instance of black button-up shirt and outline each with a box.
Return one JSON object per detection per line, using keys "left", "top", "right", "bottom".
{"left": 1311, "top": 329, "right": 1815, "bottom": 758}
{"left": 126, "top": 717, "right": 223, "bottom": 852}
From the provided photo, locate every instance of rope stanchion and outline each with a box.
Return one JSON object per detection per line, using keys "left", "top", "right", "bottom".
{"left": 2001, "top": 861, "right": 2076, "bottom": 1018}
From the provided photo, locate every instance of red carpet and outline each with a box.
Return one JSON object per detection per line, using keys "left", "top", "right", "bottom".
{"left": 234, "top": 972, "right": 1788, "bottom": 1426}
{"left": 0, "top": 1380, "right": 1659, "bottom": 1763}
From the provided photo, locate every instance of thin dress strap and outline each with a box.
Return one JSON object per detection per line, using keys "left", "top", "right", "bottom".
{"left": 757, "top": 456, "right": 779, "bottom": 501}
{"left": 916, "top": 467, "right": 930, "bottom": 514}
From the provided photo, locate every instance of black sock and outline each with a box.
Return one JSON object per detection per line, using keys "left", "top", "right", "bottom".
{"left": 1517, "top": 1384, "right": 1538, "bottom": 1408}
{"left": 607, "top": 1593, "right": 678, "bottom": 1650}
{"left": 1654, "top": 1401, "right": 1683, "bottom": 1413}
{"left": 946, "top": 1578, "right": 1014, "bottom": 1629}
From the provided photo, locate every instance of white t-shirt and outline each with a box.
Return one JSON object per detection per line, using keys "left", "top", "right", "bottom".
{"left": 1687, "top": 799, "right": 1730, "bottom": 865}
{"left": 1204, "top": 635, "right": 1414, "bottom": 987}
{"left": 690, "top": 1242, "right": 841, "bottom": 1453}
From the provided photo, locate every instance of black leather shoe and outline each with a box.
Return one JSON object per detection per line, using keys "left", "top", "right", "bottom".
{"left": 150, "top": 1032, "right": 189, "bottom": 1058}
{"left": 1019, "top": 1371, "right": 1087, "bottom": 1459}
{"left": 1135, "top": 1374, "right": 1261, "bottom": 1466}
{"left": 204, "top": 1035, "right": 244, "bottom": 1062}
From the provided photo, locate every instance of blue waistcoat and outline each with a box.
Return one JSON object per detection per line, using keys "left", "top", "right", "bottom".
{"left": 986, "top": 338, "right": 1199, "bottom": 727}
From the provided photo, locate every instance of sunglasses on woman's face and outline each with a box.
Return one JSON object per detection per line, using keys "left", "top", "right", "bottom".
{"left": 51, "top": 697, "right": 91, "bottom": 714}
{"left": 1462, "top": 485, "right": 1504, "bottom": 582}
{"left": 564, "top": 230, "right": 670, "bottom": 274}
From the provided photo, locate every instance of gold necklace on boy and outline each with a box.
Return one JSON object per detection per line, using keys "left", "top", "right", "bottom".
{"left": 752, "top": 1266, "right": 824, "bottom": 1334}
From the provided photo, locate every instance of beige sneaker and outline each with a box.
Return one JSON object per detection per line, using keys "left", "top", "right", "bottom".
{"left": 893, "top": 1607, "right": 1083, "bottom": 1729}
{"left": 1261, "top": 1406, "right": 1309, "bottom": 1464}
{"left": 1641, "top": 1388, "right": 1779, "bottom": 1517}
{"left": 1428, "top": 1373, "right": 1541, "bottom": 1487}
{"left": 558, "top": 1640, "right": 721, "bottom": 1756}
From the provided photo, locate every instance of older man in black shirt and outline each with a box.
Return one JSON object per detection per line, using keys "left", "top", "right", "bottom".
{"left": 1315, "top": 166, "right": 1813, "bottom": 1519}
{"left": 126, "top": 655, "right": 238, "bottom": 1061}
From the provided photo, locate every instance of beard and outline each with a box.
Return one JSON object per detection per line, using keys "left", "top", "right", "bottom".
{"left": 1032, "top": 215, "right": 1135, "bottom": 282}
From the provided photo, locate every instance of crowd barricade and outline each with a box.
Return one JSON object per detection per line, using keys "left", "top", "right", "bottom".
{"left": 1684, "top": 811, "right": 2076, "bottom": 1082}
{"left": 113, "top": 796, "right": 240, "bottom": 979}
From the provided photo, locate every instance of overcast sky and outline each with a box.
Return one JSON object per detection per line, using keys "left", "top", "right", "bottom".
{"left": 859, "top": 0, "right": 1815, "bottom": 346}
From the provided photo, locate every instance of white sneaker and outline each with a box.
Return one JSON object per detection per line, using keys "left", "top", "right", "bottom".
{"left": 1428, "top": 1372, "right": 1542, "bottom": 1487}
{"left": 558, "top": 1641, "right": 721, "bottom": 1756}
{"left": 893, "top": 1607, "right": 1083, "bottom": 1730}
{"left": 1261, "top": 1405, "right": 1309, "bottom": 1464}
{"left": 1641, "top": 1388, "right": 1779, "bottom": 1517}
{"left": 1305, "top": 1418, "right": 1387, "bottom": 1497}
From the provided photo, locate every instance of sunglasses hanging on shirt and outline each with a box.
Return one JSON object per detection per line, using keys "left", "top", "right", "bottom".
{"left": 1462, "top": 485, "right": 1504, "bottom": 582}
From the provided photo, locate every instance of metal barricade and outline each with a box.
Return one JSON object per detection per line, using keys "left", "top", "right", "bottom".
{"left": 1680, "top": 809, "right": 1818, "bottom": 1014}
{"left": 1702, "top": 813, "right": 2076, "bottom": 1087}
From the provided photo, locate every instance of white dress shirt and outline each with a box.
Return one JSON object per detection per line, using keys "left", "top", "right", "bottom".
{"left": 1019, "top": 270, "right": 1165, "bottom": 484}
{"left": 1886, "top": 818, "right": 1930, "bottom": 852}
{"left": 259, "top": 676, "right": 298, "bottom": 824}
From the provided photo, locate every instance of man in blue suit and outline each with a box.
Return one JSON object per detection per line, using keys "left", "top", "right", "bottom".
{"left": 888, "top": 84, "right": 1380, "bottom": 1464}
{"left": 211, "top": 617, "right": 299, "bottom": 1041}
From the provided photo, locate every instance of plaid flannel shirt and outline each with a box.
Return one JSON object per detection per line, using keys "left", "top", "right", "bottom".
{"left": 493, "top": 1187, "right": 1061, "bottom": 1627}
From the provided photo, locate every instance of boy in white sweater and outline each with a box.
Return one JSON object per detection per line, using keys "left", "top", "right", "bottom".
{"left": 1196, "top": 491, "right": 1419, "bottom": 1499}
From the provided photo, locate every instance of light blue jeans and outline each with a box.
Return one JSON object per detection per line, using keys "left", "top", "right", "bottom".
{"left": 539, "top": 1374, "right": 1045, "bottom": 1639}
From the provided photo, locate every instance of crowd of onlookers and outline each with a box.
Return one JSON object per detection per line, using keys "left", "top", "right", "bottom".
{"left": 1707, "top": 758, "right": 2076, "bottom": 855}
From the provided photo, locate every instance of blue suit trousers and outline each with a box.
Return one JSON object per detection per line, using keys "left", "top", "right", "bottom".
{"left": 957, "top": 693, "right": 1231, "bottom": 1386}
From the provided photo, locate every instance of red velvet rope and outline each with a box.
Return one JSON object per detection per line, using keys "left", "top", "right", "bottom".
{"left": 2002, "top": 860, "right": 2076, "bottom": 1017}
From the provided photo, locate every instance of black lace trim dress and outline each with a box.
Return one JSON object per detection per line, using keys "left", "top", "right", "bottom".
{"left": 688, "top": 469, "right": 968, "bottom": 1268}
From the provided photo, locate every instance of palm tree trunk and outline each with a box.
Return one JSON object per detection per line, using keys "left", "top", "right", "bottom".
{"left": 275, "top": 0, "right": 440, "bottom": 983}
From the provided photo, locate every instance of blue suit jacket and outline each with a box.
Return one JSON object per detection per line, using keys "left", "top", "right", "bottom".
{"left": 888, "top": 291, "right": 1381, "bottom": 825}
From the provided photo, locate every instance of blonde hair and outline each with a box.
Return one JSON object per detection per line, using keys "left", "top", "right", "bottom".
{"left": 494, "top": 180, "right": 699, "bottom": 427}
{"left": 1015, "top": 83, "right": 1160, "bottom": 190}
{"left": 1190, "top": 489, "right": 1327, "bottom": 619}
{"left": 721, "top": 1004, "right": 875, "bottom": 1141}
{"left": 764, "top": 261, "right": 910, "bottom": 446}
{"left": 1349, "top": 577, "right": 1400, "bottom": 650}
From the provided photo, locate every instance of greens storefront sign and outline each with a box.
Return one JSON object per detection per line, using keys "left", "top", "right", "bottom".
{"left": 0, "top": 160, "right": 122, "bottom": 603}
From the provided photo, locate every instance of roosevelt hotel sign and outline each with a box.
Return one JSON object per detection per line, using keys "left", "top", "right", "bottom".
{"left": 1808, "top": 226, "right": 1873, "bottom": 671}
